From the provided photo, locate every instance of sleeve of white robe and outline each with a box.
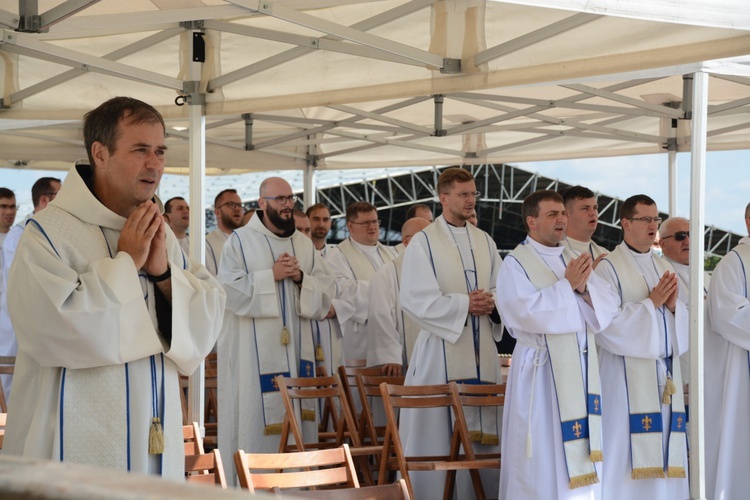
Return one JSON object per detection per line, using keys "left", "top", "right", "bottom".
{"left": 594, "top": 258, "right": 683, "bottom": 359}
{"left": 293, "top": 244, "right": 335, "bottom": 321}
{"left": 218, "top": 231, "right": 278, "bottom": 318}
{"left": 326, "top": 246, "right": 369, "bottom": 328}
{"left": 496, "top": 256, "right": 612, "bottom": 336}
{"left": 707, "top": 251, "right": 750, "bottom": 350}
{"left": 366, "top": 263, "right": 402, "bottom": 366}
{"left": 7, "top": 222, "right": 225, "bottom": 376}
{"left": 399, "top": 233, "right": 468, "bottom": 344}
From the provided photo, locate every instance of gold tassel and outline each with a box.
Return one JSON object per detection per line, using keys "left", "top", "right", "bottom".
{"left": 148, "top": 417, "right": 164, "bottom": 455}
{"left": 590, "top": 450, "right": 603, "bottom": 463}
{"left": 315, "top": 344, "right": 325, "bottom": 362}
{"left": 662, "top": 377, "right": 677, "bottom": 405}
{"left": 264, "top": 423, "right": 284, "bottom": 435}
{"left": 301, "top": 409, "right": 316, "bottom": 422}
{"left": 281, "top": 326, "right": 290, "bottom": 345}
{"left": 631, "top": 467, "right": 666, "bottom": 480}
{"left": 569, "top": 472, "right": 599, "bottom": 489}
{"left": 667, "top": 466, "right": 687, "bottom": 478}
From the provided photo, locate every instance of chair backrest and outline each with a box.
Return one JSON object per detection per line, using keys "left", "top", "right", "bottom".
{"left": 185, "top": 449, "right": 228, "bottom": 489}
{"left": 183, "top": 422, "right": 204, "bottom": 456}
{"left": 277, "top": 374, "right": 362, "bottom": 453}
{"left": 234, "top": 444, "right": 359, "bottom": 493}
{"left": 268, "top": 477, "right": 411, "bottom": 499}
{"left": 0, "top": 356, "right": 16, "bottom": 414}
{"left": 455, "top": 383, "right": 506, "bottom": 408}
{"left": 337, "top": 359, "right": 366, "bottom": 419}
{"left": 356, "top": 372, "right": 405, "bottom": 446}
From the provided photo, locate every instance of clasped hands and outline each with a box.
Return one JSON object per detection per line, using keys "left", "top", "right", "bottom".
{"left": 565, "top": 252, "right": 593, "bottom": 294}
{"left": 648, "top": 271, "right": 678, "bottom": 313}
{"left": 468, "top": 289, "right": 495, "bottom": 316}
{"left": 118, "top": 201, "right": 168, "bottom": 277}
{"left": 273, "top": 252, "right": 302, "bottom": 282}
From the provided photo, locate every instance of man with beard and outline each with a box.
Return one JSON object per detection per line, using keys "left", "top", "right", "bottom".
{"left": 399, "top": 167, "right": 503, "bottom": 498}
{"left": 561, "top": 185, "right": 608, "bottom": 261}
{"left": 306, "top": 203, "right": 334, "bottom": 257}
{"left": 327, "top": 201, "right": 398, "bottom": 361}
{"left": 216, "top": 177, "right": 335, "bottom": 486}
{"left": 163, "top": 196, "right": 190, "bottom": 254}
{"left": 595, "top": 195, "right": 688, "bottom": 499}
{"left": 206, "top": 189, "right": 243, "bottom": 276}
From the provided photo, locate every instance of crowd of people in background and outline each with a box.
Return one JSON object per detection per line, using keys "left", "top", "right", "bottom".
{"left": 0, "top": 96, "right": 748, "bottom": 500}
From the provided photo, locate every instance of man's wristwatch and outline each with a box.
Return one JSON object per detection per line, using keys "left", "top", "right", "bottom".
{"left": 147, "top": 267, "right": 171, "bottom": 283}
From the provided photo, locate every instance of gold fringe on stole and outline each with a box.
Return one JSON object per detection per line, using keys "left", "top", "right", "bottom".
{"left": 301, "top": 409, "right": 316, "bottom": 422}
{"left": 631, "top": 467, "right": 666, "bottom": 480}
{"left": 148, "top": 417, "right": 165, "bottom": 455}
{"left": 662, "top": 377, "right": 677, "bottom": 405}
{"left": 264, "top": 423, "right": 284, "bottom": 435}
{"left": 315, "top": 344, "right": 325, "bottom": 362}
{"left": 481, "top": 433, "right": 499, "bottom": 446}
{"left": 667, "top": 466, "right": 687, "bottom": 478}
{"left": 281, "top": 326, "right": 290, "bottom": 345}
{"left": 569, "top": 472, "right": 599, "bottom": 489}
{"left": 590, "top": 450, "right": 603, "bottom": 462}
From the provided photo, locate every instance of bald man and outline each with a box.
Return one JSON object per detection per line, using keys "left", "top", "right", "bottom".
{"left": 367, "top": 217, "right": 431, "bottom": 376}
{"left": 217, "top": 176, "right": 336, "bottom": 485}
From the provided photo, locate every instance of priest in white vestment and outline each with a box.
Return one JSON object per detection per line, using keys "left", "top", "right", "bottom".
{"left": 307, "top": 203, "right": 335, "bottom": 258}
{"left": 367, "top": 217, "right": 431, "bottom": 376}
{"left": 595, "top": 195, "right": 689, "bottom": 499}
{"left": 1, "top": 178, "right": 61, "bottom": 401}
{"left": 217, "top": 177, "right": 335, "bottom": 486}
{"left": 163, "top": 197, "right": 190, "bottom": 256}
{"left": 3, "top": 98, "right": 226, "bottom": 478}
{"left": 561, "top": 185, "right": 608, "bottom": 261}
{"left": 326, "top": 202, "right": 398, "bottom": 362}
{"left": 400, "top": 168, "right": 503, "bottom": 499}
{"left": 497, "top": 190, "right": 618, "bottom": 500}
{"left": 705, "top": 204, "right": 750, "bottom": 500}
{"left": 205, "top": 189, "right": 243, "bottom": 276}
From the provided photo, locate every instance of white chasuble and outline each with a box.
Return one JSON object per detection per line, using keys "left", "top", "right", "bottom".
{"left": 217, "top": 212, "right": 335, "bottom": 485}
{"left": 595, "top": 243, "right": 689, "bottom": 500}
{"left": 497, "top": 237, "right": 618, "bottom": 500}
{"left": 399, "top": 216, "right": 503, "bottom": 499}
{"left": 4, "top": 165, "right": 225, "bottom": 478}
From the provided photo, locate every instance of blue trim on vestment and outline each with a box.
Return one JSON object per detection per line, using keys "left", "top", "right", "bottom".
{"left": 59, "top": 367, "right": 66, "bottom": 461}
{"left": 561, "top": 418, "right": 589, "bottom": 442}
{"left": 27, "top": 219, "right": 60, "bottom": 258}
{"left": 629, "top": 412, "right": 663, "bottom": 433}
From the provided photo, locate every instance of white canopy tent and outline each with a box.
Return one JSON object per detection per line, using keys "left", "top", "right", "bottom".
{"left": 1, "top": 1, "right": 749, "bottom": 497}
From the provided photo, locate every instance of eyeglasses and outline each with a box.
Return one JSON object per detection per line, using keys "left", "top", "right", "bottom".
{"left": 0, "top": 204, "right": 17, "bottom": 211}
{"left": 662, "top": 231, "right": 689, "bottom": 241}
{"left": 263, "top": 195, "right": 298, "bottom": 205}
{"left": 450, "top": 191, "right": 482, "bottom": 200}
{"left": 217, "top": 201, "right": 243, "bottom": 210}
{"left": 350, "top": 219, "right": 381, "bottom": 227}
{"left": 626, "top": 216, "right": 663, "bottom": 224}
{"left": 44, "top": 192, "right": 58, "bottom": 200}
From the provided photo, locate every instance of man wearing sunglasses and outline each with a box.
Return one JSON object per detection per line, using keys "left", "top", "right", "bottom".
{"left": 658, "top": 217, "right": 690, "bottom": 288}
{"left": 595, "top": 194, "right": 688, "bottom": 499}
{"left": 705, "top": 202, "right": 750, "bottom": 499}
{"left": 205, "top": 189, "right": 243, "bottom": 276}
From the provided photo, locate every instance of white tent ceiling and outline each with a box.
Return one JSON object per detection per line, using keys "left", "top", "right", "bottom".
{"left": 0, "top": 0, "right": 749, "bottom": 175}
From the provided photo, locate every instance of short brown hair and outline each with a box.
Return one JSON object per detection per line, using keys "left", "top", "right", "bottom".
{"left": 437, "top": 168, "right": 474, "bottom": 194}
{"left": 346, "top": 201, "right": 377, "bottom": 222}
{"left": 521, "top": 190, "right": 564, "bottom": 232}
{"left": 306, "top": 203, "right": 329, "bottom": 218}
{"left": 620, "top": 194, "right": 656, "bottom": 221}
{"left": 84, "top": 97, "right": 165, "bottom": 168}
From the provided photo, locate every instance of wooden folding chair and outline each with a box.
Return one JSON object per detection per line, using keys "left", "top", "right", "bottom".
{"left": 378, "top": 382, "right": 500, "bottom": 500}
{"left": 268, "top": 478, "right": 411, "bottom": 499}
{"left": 233, "top": 444, "right": 359, "bottom": 493}
{"left": 337, "top": 359, "right": 367, "bottom": 423}
{"left": 455, "top": 383, "right": 505, "bottom": 461}
{"left": 276, "top": 374, "right": 380, "bottom": 485}
{"left": 183, "top": 422, "right": 227, "bottom": 488}
{"left": 0, "top": 356, "right": 16, "bottom": 413}
{"left": 355, "top": 372, "right": 405, "bottom": 447}
{"left": 203, "top": 353, "right": 218, "bottom": 449}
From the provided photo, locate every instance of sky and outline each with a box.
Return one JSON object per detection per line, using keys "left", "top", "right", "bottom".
{"left": 1, "top": 149, "right": 747, "bottom": 235}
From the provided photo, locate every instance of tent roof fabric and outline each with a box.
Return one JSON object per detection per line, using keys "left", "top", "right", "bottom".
{"left": 0, "top": 0, "right": 749, "bottom": 173}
